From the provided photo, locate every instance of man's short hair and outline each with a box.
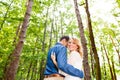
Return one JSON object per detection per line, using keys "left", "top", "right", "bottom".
{"left": 60, "top": 36, "right": 69, "bottom": 41}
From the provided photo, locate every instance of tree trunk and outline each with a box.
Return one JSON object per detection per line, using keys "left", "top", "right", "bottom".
{"left": 26, "top": 37, "right": 38, "bottom": 80}
{"left": 48, "top": 20, "right": 53, "bottom": 49}
{"left": 31, "top": 60, "right": 37, "bottom": 80}
{"left": 4, "top": 0, "right": 33, "bottom": 80}
{"left": 13, "top": 22, "right": 22, "bottom": 46}
{"left": 90, "top": 48, "right": 95, "bottom": 79}
{"left": 111, "top": 56, "right": 117, "bottom": 80}
{"left": 84, "top": 0, "right": 101, "bottom": 80}
{"left": 53, "top": 17, "right": 58, "bottom": 43}
{"left": 60, "top": 12, "right": 63, "bottom": 37}
{"left": 31, "top": 62, "right": 34, "bottom": 80}
{"left": 101, "top": 46, "right": 107, "bottom": 79}
{"left": 26, "top": 61, "right": 33, "bottom": 80}
{"left": 102, "top": 44, "right": 114, "bottom": 80}
{"left": 42, "top": 8, "right": 49, "bottom": 52}
{"left": 39, "top": 57, "right": 45, "bottom": 80}
{"left": 110, "top": 35, "right": 120, "bottom": 65}
{"left": 73, "top": 0, "right": 91, "bottom": 79}
{"left": 55, "top": 20, "right": 58, "bottom": 43}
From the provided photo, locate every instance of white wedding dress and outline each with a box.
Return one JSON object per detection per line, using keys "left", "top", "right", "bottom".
{"left": 59, "top": 51, "right": 83, "bottom": 80}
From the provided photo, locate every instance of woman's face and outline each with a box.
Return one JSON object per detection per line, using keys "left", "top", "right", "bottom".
{"left": 68, "top": 39, "right": 78, "bottom": 51}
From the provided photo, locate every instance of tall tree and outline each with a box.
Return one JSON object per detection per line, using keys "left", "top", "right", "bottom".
{"left": 90, "top": 48, "right": 95, "bottom": 78}
{"left": 60, "top": 11, "right": 63, "bottom": 36}
{"left": 13, "top": 22, "right": 22, "bottom": 46}
{"left": 102, "top": 44, "right": 114, "bottom": 80}
{"left": 109, "top": 35, "right": 120, "bottom": 65}
{"left": 84, "top": 0, "right": 101, "bottom": 80}
{"left": 26, "top": 37, "right": 38, "bottom": 80}
{"left": 73, "top": 0, "right": 91, "bottom": 79}
{"left": 111, "top": 56, "right": 117, "bottom": 80}
{"left": 101, "top": 46, "right": 107, "bottom": 79}
{"left": 48, "top": 19, "right": 53, "bottom": 49}
{"left": 41, "top": 8, "right": 49, "bottom": 52}
{"left": 4, "top": 0, "right": 33, "bottom": 80}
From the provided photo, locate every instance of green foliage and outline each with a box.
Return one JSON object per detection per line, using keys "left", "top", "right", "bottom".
{"left": 0, "top": 0, "right": 120, "bottom": 79}
{"left": 116, "top": 0, "right": 120, "bottom": 8}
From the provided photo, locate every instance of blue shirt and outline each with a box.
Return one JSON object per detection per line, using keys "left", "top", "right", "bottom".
{"left": 44, "top": 42, "right": 84, "bottom": 78}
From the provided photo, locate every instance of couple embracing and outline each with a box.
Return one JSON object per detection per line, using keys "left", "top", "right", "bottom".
{"left": 44, "top": 36, "right": 84, "bottom": 80}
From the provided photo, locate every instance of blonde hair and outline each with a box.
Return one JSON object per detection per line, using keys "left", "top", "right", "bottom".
{"left": 71, "top": 38, "right": 83, "bottom": 57}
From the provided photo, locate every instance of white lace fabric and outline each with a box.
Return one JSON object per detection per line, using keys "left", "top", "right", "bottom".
{"left": 59, "top": 51, "right": 83, "bottom": 80}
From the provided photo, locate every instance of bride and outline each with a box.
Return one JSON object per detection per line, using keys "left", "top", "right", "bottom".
{"left": 51, "top": 38, "right": 83, "bottom": 80}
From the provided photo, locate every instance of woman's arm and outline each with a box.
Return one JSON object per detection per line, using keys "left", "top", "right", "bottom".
{"left": 51, "top": 52, "right": 58, "bottom": 67}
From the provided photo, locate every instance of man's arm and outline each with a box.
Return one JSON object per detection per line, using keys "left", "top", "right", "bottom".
{"left": 56, "top": 47, "right": 84, "bottom": 78}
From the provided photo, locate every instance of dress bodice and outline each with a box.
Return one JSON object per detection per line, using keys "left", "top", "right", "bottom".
{"left": 59, "top": 51, "right": 83, "bottom": 80}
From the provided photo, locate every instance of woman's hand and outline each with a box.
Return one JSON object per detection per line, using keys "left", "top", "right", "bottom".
{"left": 51, "top": 52, "right": 56, "bottom": 61}
{"left": 51, "top": 52, "right": 57, "bottom": 67}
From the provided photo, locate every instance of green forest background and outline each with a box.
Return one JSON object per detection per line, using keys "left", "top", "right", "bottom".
{"left": 0, "top": 0, "right": 120, "bottom": 80}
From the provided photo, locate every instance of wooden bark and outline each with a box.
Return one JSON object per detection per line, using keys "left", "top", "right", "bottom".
{"left": 13, "top": 23, "right": 22, "bottom": 46}
{"left": 60, "top": 12, "right": 63, "bottom": 36}
{"left": 48, "top": 20, "right": 53, "bottom": 49}
{"left": 31, "top": 60, "right": 37, "bottom": 80}
{"left": 110, "top": 35, "right": 120, "bottom": 65}
{"left": 55, "top": 20, "right": 58, "bottom": 43}
{"left": 53, "top": 17, "right": 58, "bottom": 43}
{"left": 90, "top": 48, "right": 95, "bottom": 78}
{"left": 26, "top": 61, "right": 33, "bottom": 80}
{"left": 111, "top": 56, "right": 117, "bottom": 80}
{"left": 31, "top": 63, "right": 34, "bottom": 79}
{"left": 4, "top": 0, "right": 33, "bottom": 80}
{"left": 84, "top": 0, "right": 101, "bottom": 80}
{"left": 39, "top": 57, "right": 45, "bottom": 80}
{"left": 26, "top": 37, "right": 38, "bottom": 80}
{"left": 73, "top": 0, "right": 91, "bottom": 79}
{"left": 101, "top": 46, "right": 107, "bottom": 79}
{"left": 40, "top": 59, "right": 43, "bottom": 80}
{"left": 103, "top": 44, "right": 114, "bottom": 80}
{"left": 42, "top": 8, "right": 49, "bottom": 52}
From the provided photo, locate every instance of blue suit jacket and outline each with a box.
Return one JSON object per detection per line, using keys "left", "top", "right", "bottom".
{"left": 44, "top": 42, "right": 84, "bottom": 78}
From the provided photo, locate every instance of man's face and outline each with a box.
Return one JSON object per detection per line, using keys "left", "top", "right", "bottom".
{"left": 63, "top": 39, "right": 69, "bottom": 47}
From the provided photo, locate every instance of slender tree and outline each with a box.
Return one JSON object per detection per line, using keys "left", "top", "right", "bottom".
{"left": 26, "top": 61, "right": 33, "bottom": 80}
{"left": 13, "top": 23, "right": 22, "bottom": 46}
{"left": 31, "top": 60, "right": 38, "bottom": 80}
{"left": 48, "top": 19, "right": 53, "bottom": 49}
{"left": 84, "top": 0, "right": 101, "bottom": 80}
{"left": 109, "top": 35, "right": 120, "bottom": 65}
{"left": 4, "top": 0, "right": 33, "bottom": 80}
{"left": 39, "top": 57, "right": 46, "bottom": 80}
{"left": 73, "top": 0, "right": 91, "bottom": 79}
{"left": 101, "top": 46, "right": 107, "bottom": 79}
{"left": 102, "top": 44, "right": 114, "bottom": 80}
{"left": 26, "top": 38, "right": 38, "bottom": 80}
{"left": 90, "top": 48, "right": 95, "bottom": 78}
{"left": 55, "top": 20, "right": 58, "bottom": 43}
{"left": 42, "top": 8, "right": 49, "bottom": 52}
{"left": 60, "top": 11, "right": 63, "bottom": 36}
{"left": 111, "top": 56, "right": 117, "bottom": 80}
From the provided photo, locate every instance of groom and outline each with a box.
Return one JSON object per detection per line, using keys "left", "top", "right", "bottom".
{"left": 44, "top": 36, "right": 84, "bottom": 80}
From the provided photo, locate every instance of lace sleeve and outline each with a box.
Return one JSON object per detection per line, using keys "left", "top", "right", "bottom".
{"left": 68, "top": 51, "right": 83, "bottom": 70}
